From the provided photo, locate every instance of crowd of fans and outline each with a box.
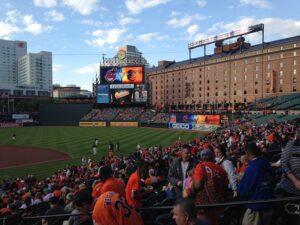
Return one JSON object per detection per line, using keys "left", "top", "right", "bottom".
{"left": 1, "top": 118, "right": 300, "bottom": 225}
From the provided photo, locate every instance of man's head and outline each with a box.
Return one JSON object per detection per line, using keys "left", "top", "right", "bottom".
{"left": 181, "top": 144, "right": 191, "bottom": 162}
{"left": 74, "top": 189, "right": 93, "bottom": 214}
{"left": 99, "top": 166, "right": 113, "bottom": 182}
{"left": 172, "top": 198, "right": 197, "bottom": 225}
{"left": 245, "top": 142, "right": 261, "bottom": 160}
{"left": 200, "top": 148, "right": 213, "bottom": 162}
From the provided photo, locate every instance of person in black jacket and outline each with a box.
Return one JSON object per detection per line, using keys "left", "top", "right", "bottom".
{"left": 168, "top": 144, "right": 195, "bottom": 199}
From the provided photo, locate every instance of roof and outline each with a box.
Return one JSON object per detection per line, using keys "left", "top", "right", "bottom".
{"left": 146, "top": 35, "right": 300, "bottom": 74}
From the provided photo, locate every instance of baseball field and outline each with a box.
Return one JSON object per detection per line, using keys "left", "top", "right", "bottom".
{"left": 0, "top": 126, "right": 202, "bottom": 180}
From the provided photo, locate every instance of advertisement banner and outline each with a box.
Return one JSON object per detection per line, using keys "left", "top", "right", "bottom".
{"left": 169, "top": 114, "right": 220, "bottom": 125}
{"left": 12, "top": 114, "right": 29, "bottom": 119}
{"left": 97, "top": 85, "right": 109, "bottom": 104}
{"left": 79, "top": 122, "right": 106, "bottom": 127}
{"left": 168, "top": 123, "right": 193, "bottom": 130}
{"left": 0, "top": 123, "right": 23, "bottom": 128}
{"left": 193, "top": 124, "right": 219, "bottom": 131}
{"left": 110, "top": 84, "right": 135, "bottom": 89}
{"left": 196, "top": 115, "right": 220, "bottom": 125}
{"left": 110, "top": 122, "right": 138, "bottom": 127}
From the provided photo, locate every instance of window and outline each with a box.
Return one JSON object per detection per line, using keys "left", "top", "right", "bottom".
{"left": 234, "top": 90, "right": 237, "bottom": 95}
{"left": 267, "top": 55, "right": 271, "bottom": 61}
{"left": 267, "top": 72, "right": 270, "bottom": 78}
{"left": 255, "top": 74, "right": 258, "bottom": 79}
{"left": 294, "top": 69, "right": 297, "bottom": 75}
{"left": 280, "top": 53, "right": 283, "bottom": 58}
{"left": 244, "top": 90, "right": 247, "bottom": 95}
{"left": 280, "top": 79, "right": 283, "bottom": 85}
{"left": 255, "top": 58, "right": 259, "bottom": 63}
{"left": 294, "top": 51, "right": 297, "bottom": 57}
{"left": 234, "top": 77, "right": 237, "bottom": 82}
{"left": 280, "top": 71, "right": 283, "bottom": 76}
{"left": 294, "top": 60, "right": 297, "bottom": 66}
{"left": 245, "top": 59, "right": 248, "bottom": 64}
{"left": 256, "top": 65, "right": 259, "bottom": 71}
{"left": 255, "top": 89, "right": 258, "bottom": 94}
{"left": 293, "top": 86, "right": 297, "bottom": 92}
{"left": 280, "top": 46, "right": 284, "bottom": 50}
{"left": 280, "top": 62, "right": 283, "bottom": 68}
{"left": 244, "top": 75, "right": 247, "bottom": 81}
{"left": 294, "top": 44, "right": 297, "bottom": 48}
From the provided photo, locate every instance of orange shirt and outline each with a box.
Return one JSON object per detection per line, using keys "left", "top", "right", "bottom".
{"left": 101, "top": 178, "right": 125, "bottom": 198}
{"left": 125, "top": 172, "right": 142, "bottom": 208}
{"left": 92, "top": 181, "right": 104, "bottom": 199}
{"left": 93, "top": 191, "right": 144, "bottom": 225}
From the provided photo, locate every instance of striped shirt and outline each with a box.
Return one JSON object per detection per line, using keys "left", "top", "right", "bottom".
{"left": 280, "top": 140, "right": 300, "bottom": 195}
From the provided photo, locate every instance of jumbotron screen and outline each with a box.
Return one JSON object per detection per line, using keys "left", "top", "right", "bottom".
{"left": 100, "top": 66, "right": 144, "bottom": 84}
{"left": 96, "top": 83, "right": 148, "bottom": 105}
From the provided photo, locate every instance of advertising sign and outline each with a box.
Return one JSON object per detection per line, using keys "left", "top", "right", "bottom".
{"left": 97, "top": 85, "right": 109, "bottom": 104}
{"left": 168, "top": 123, "right": 193, "bottom": 130}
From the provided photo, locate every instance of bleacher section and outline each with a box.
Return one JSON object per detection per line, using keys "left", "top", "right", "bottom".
{"left": 249, "top": 92, "right": 300, "bottom": 110}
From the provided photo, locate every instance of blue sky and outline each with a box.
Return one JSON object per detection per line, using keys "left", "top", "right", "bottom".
{"left": 0, "top": 0, "right": 300, "bottom": 91}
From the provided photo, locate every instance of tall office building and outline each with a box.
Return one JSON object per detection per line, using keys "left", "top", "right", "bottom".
{"left": 0, "top": 39, "right": 52, "bottom": 96}
{"left": 18, "top": 51, "right": 53, "bottom": 95}
{"left": 0, "top": 39, "right": 27, "bottom": 87}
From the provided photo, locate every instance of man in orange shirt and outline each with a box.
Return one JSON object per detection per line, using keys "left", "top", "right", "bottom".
{"left": 125, "top": 162, "right": 143, "bottom": 208}
{"left": 93, "top": 191, "right": 144, "bottom": 225}
{"left": 99, "top": 166, "right": 125, "bottom": 197}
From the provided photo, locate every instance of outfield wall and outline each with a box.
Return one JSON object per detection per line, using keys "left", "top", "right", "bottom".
{"left": 39, "top": 104, "right": 93, "bottom": 125}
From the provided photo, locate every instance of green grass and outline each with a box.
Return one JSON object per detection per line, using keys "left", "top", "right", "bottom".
{"left": 0, "top": 126, "right": 203, "bottom": 180}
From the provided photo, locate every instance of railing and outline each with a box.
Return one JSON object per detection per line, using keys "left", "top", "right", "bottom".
{"left": 1, "top": 197, "right": 299, "bottom": 225}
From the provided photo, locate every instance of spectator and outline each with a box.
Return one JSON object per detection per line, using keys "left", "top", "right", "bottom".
{"left": 173, "top": 198, "right": 208, "bottom": 225}
{"left": 168, "top": 144, "right": 195, "bottom": 199}
{"left": 193, "top": 149, "right": 228, "bottom": 225}
{"left": 98, "top": 166, "right": 125, "bottom": 197}
{"left": 69, "top": 189, "right": 93, "bottom": 225}
{"left": 280, "top": 129, "right": 300, "bottom": 225}
{"left": 238, "top": 142, "right": 275, "bottom": 225}
{"left": 41, "top": 196, "right": 66, "bottom": 225}
{"left": 214, "top": 144, "right": 238, "bottom": 197}
{"left": 125, "top": 162, "right": 144, "bottom": 208}
{"left": 93, "top": 191, "right": 144, "bottom": 225}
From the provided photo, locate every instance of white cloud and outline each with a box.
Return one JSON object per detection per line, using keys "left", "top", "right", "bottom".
{"left": 0, "top": 22, "right": 19, "bottom": 39}
{"left": 33, "top": 0, "right": 57, "bottom": 8}
{"left": 125, "top": 0, "right": 170, "bottom": 14}
{"left": 72, "top": 63, "right": 99, "bottom": 75}
{"left": 53, "top": 64, "right": 63, "bottom": 72}
{"left": 168, "top": 14, "right": 206, "bottom": 28}
{"left": 206, "top": 17, "right": 300, "bottom": 43}
{"left": 240, "top": 0, "right": 271, "bottom": 8}
{"left": 62, "top": 0, "right": 98, "bottom": 15}
{"left": 196, "top": 0, "right": 207, "bottom": 7}
{"left": 5, "top": 11, "right": 18, "bottom": 23}
{"left": 86, "top": 28, "right": 127, "bottom": 48}
{"left": 137, "top": 32, "right": 167, "bottom": 42}
{"left": 45, "top": 10, "right": 65, "bottom": 22}
{"left": 119, "top": 17, "right": 140, "bottom": 26}
{"left": 186, "top": 24, "right": 199, "bottom": 36}
{"left": 23, "top": 15, "right": 52, "bottom": 35}
{"left": 80, "top": 19, "right": 112, "bottom": 27}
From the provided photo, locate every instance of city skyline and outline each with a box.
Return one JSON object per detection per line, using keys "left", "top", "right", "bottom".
{"left": 0, "top": 0, "right": 300, "bottom": 91}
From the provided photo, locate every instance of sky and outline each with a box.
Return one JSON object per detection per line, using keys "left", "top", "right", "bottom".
{"left": 0, "top": 0, "right": 300, "bottom": 91}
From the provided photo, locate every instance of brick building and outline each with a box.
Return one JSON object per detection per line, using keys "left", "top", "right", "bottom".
{"left": 147, "top": 35, "right": 300, "bottom": 108}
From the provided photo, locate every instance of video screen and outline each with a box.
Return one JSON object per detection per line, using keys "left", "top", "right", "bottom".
{"left": 100, "top": 66, "right": 144, "bottom": 84}
{"left": 134, "top": 84, "right": 148, "bottom": 103}
{"left": 110, "top": 89, "right": 133, "bottom": 104}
